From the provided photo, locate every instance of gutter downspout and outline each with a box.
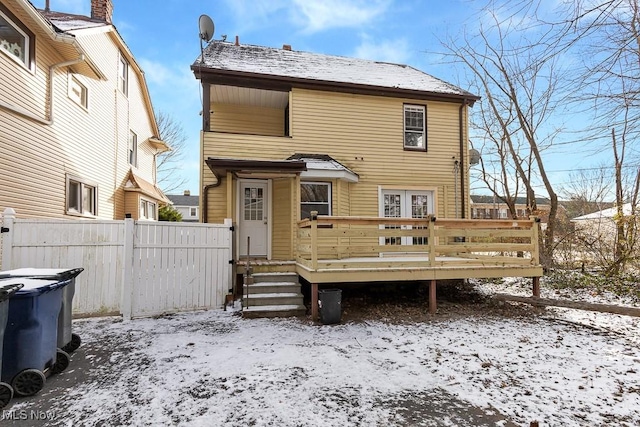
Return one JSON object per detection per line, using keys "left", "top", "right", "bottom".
{"left": 458, "top": 98, "right": 469, "bottom": 219}
{"left": 202, "top": 170, "right": 223, "bottom": 223}
{"left": 0, "top": 55, "right": 85, "bottom": 125}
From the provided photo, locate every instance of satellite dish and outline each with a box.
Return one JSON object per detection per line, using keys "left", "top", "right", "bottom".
{"left": 199, "top": 14, "right": 214, "bottom": 42}
{"left": 469, "top": 148, "right": 481, "bottom": 166}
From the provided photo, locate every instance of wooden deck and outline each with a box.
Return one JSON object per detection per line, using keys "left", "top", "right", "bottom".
{"left": 295, "top": 214, "right": 544, "bottom": 319}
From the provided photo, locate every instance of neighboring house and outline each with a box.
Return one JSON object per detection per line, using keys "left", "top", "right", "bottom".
{"left": 470, "top": 195, "right": 551, "bottom": 221}
{"left": 166, "top": 190, "right": 200, "bottom": 222}
{"left": 192, "top": 41, "right": 479, "bottom": 259}
{"left": 0, "top": 0, "right": 169, "bottom": 220}
{"left": 571, "top": 203, "right": 637, "bottom": 239}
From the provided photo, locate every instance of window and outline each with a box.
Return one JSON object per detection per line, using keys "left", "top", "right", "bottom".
{"left": 68, "top": 74, "right": 88, "bottom": 108}
{"left": 128, "top": 131, "right": 137, "bottom": 166}
{"left": 140, "top": 199, "right": 157, "bottom": 220}
{"left": 404, "top": 105, "right": 426, "bottom": 150}
{"left": 189, "top": 207, "right": 198, "bottom": 217}
{"left": 0, "top": 8, "right": 32, "bottom": 69}
{"left": 300, "top": 182, "right": 331, "bottom": 219}
{"left": 118, "top": 53, "right": 128, "bottom": 95}
{"left": 66, "top": 175, "right": 97, "bottom": 216}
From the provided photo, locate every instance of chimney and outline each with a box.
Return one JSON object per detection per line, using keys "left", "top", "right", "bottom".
{"left": 45, "top": 0, "right": 50, "bottom": 12}
{"left": 91, "top": 0, "right": 113, "bottom": 24}
{"left": 283, "top": 44, "right": 292, "bottom": 51}
{"left": 235, "top": 35, "right": 240, "bottom": 46}
{"left": 184, "top": 190, "right": 191, "bottom": 196}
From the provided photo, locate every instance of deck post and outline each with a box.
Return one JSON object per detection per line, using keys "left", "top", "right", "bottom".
{"left": 310, "top": 211, "right": 318, "bottom": 270}
{"left": 429, "top": 280, "right": 437, "bottom": 314}
{"left": 311, "top": 282, "right": 318, "bottom": 321}
{"left": 428, "top": 216, "right": 436, "bottom": 267}
{"left": 532, "top": 276, "right": 540, "bottom": 298}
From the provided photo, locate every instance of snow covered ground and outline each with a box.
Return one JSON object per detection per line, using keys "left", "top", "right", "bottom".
{"left": 4, "top": 281, "right": 640, "bottom": 427}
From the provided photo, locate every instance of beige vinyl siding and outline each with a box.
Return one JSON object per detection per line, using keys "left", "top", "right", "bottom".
{"left": 211, "top": 103, "right": 285, "bottom": 136}
{"left": 272, "top": 178, "right": 292, "bottom": 259}
{"left": 0, "top": 16, "right": 161, "bottom": 220}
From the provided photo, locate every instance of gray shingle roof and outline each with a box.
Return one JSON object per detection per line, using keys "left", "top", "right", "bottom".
{"left": 195, "top": 42, "right": 478, "bottom": 99}
{"left": 167, "top": 195, "right": 199, "bottom": 207}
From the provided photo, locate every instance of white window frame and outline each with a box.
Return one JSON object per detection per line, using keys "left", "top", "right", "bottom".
{"left": 68, "top": 74, "right": 88, "bottom": 109}
{"left": 300, "top": 182, "right": 331, "bottom": 219}
{"left": 0, "top": 9, "right": 31, "bottom": 69}
{"left": 139, "top": 198, "right": 157, "bottom": 220}
{"left": 403, "top": 104, "right": 426, "bottom": 150}
{"left": 128, "top": 131, "right": 137, "bottom": 167}
{"left": 66, "top": 175, "right": 97, "bottom": 217}
{"left": 189, "top": 207, "right": 198, "bottom": 217}
{"left": 118, "top": 53, "right": 129, "bottom": 96}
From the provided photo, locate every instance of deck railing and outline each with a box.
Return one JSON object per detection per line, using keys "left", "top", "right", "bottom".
{"left": 296, "top": 213, "right": 541, "bottom": 270}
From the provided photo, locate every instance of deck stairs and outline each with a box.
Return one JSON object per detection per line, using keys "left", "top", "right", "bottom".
{"left": 242, "top": 272, "right": 307, "bottom": 318}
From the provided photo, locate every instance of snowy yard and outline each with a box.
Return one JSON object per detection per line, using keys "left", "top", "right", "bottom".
{"left": 4, "top": 280, "right": 640, "bottom": 427}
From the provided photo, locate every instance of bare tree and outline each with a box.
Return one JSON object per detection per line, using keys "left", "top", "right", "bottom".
{"left": 442, "top": 1, "right": 565, "bottom": 267}
{"left": 156, "top": 111, "right": 188, "bottom": 194}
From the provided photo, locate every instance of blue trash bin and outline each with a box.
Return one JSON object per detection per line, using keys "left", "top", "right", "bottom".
{"left": 0, "top": 282, "right": 23, "bottom": 408}
{"left": 0, "top": 268, "right": 84, "bottom": 353}
{"left": 1, "top": 277, "right": 72, "bottom": 397}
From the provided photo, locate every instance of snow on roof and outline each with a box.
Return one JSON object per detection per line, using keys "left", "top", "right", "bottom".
{"left": 197, "top": 42, "right": 478, "bottom": 98}
{"left": 41, "top": 10, "right": 109, "bottom": 31}
{"left": 572, "top": 203, "right": 634, "bottom": 221}
{"left": 289, "top": 153, "right": 359, "bottom": 183}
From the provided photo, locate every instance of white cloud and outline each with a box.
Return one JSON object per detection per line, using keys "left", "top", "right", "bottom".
{"left": 291, "top": 0, "right": 391, "bottom": 33}
{"left": 352, "top": 34, "right": 411, "bottom": 64}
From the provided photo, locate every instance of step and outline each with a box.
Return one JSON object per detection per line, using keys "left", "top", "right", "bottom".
{"left": 250, "top": 272, "right": 299, "bottom": 283}
{"left": 243, "top": 293, "right": 304, "bottom": 307}
{"left": 242, "top": 304, "right": 307, "bottom": 318}
{"left": 244, "top": 281, "right": 301, "bottom": 294}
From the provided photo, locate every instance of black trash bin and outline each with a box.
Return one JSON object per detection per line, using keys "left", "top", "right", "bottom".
{"left": 318, "top": 289, "right": 342, "bottom": 325}
{"left": 0, "top": 282, "right": 23, "bottom": 408}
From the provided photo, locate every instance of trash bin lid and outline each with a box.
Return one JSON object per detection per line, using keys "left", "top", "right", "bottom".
{"left": 0, "top": 282, "right": 24, "bottom": 301}
{"left": 0, "top": 267, "right": 84, "bottom": 281}
{"left": 0, "top": 277, "right": 71, "bottom": 297}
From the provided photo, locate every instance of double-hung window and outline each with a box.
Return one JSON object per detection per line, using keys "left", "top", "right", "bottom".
{"left": 189, "top": 207, "right": 198, "bottom": 217}
{"left": 404, "top": 104, "right": 426, "bottom": 150}
{"left": 140, "top": 199, "right": 157, "bottom": 220}
{"left": 300, "top": 182, "right": 331, "bottom": 219}
{"left": 68, "top": 74, "right": 88, "bottom": 108}
{"left": 67, "top": 175, "right": 97, "bottom": 216}
{"left": 128, "top": 131, "right": 137, "bottom": 166}
{"left": 118, "top": 53, "right": 129, "bottom": 95}
{"left": 0, "top": 7, "right": 33, "bottom": 69}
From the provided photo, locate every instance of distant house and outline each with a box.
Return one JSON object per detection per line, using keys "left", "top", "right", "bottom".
{"left": 571, "top": 203, "right": 637, "bottom": 239}
{"left": 0, "top": 0, "right": 169, "bottom": 220}
{"left": 470, "top": 195, "right": 551, "bottom": 221}
{"left": 167, "top": 191, "right": 200, "bottom": 222}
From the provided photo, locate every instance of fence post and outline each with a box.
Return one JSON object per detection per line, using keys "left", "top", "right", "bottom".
{"left": 310, "top": 211, "right": 318, "bottom": 270}
{"left": 224, "top": 218, "right": 233, "bottom": 295}
{"left": 1, "top": 208, "right": 16, "bottom": 270}
{"left": 121, "top": 218, "right": 135, "bottom": 321}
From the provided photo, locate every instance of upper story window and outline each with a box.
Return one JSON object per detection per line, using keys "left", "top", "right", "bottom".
{"left": 118, "top": 53, "right": 129, "bottom": 95}
{"left": 404, "top": 104, "right": 426, "bottom": 150}
{"left": 68, "top": 74, "right": 88, "bottom": 108}
{"left": 300, "top": 182, "right": 331, "bottom": 219}
{"left": 0, "top": 7, "right": 33, "bottom": 70}
{"left": 128, "top": 131, "right": 137, "bottom": 166}
{"left": 66, "top": 175, "right": 97, "bottom": 217}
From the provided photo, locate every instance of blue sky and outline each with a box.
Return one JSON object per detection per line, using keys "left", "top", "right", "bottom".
{"left": 33, "top": 0, "right": 615, "bottom": 197}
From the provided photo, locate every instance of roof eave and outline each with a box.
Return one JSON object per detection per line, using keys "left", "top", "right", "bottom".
{"left": 192, "top": 66, "right": 480, "bottom": 105}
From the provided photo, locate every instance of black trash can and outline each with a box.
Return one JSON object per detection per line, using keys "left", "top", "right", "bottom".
{"left": 0, "top": 282, "right": 23, "bottom": 408}
{"left": 318, "top": 289, "right": 342, "bottom": 325}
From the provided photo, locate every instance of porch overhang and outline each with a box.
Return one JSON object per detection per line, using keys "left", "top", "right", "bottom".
{"left": 205, "top": 157, "right": 307, "bottom": 181}
{"left": 124, "top": 170, "right": 171, "bottom": 204}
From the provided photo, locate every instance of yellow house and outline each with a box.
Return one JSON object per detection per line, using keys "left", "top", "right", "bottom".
{"left": 192, "top": 41, "right": 543, "bottom": 318}
{"left": 0, "top": 0, "right": 169, "bottom": 220}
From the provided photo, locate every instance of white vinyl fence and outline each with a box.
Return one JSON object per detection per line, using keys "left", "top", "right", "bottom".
{"left": 1, "top": 208, "right": 233, "bottom": 319}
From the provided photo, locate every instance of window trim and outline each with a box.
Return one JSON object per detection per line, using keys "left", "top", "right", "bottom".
{"left": 0, "top": 5, "right": 35, "bottom": 71}
{"left": 68, "top": 73, "right": 89, "bottom": 109}
{"left": 118, "top": 53, "right": 129, "bottom": 96}
{"left": 189, "top": 207, "right": 198, "bottom": 217}
{"left": 403, "top": 104, "right": 427, "bottom": 151}
{"left": 300, "top": 181, "right": 332, "bottom": 220}
{"left": 66, "top": 174, "right": 98, "bottom": 217}
{"left": 128, "top": 130, "right": 137, "bottom": 167}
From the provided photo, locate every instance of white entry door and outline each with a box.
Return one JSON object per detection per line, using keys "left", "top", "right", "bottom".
{"left": 239, "top": 180, "right": 269, "bottom": 257}
{"left": 381, "top": 190, "right": 434, "bottom": 246}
